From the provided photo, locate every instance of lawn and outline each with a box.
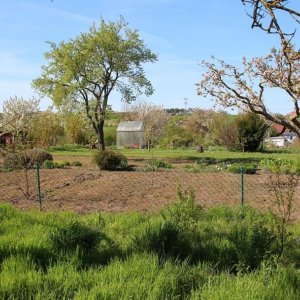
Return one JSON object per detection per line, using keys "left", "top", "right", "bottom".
{"left": 50, "top": 145, "right": 300, "bottom": 163}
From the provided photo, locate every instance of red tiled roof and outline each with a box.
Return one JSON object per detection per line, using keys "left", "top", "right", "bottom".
{"left": 272, "top": 124, "right": 286, "bottom": 134}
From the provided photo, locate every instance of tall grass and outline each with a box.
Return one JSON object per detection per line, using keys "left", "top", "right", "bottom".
{"left": 0, "top": 201, "right": 299, "bottom": 299}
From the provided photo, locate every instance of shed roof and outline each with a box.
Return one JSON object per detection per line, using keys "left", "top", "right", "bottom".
{"left": 117, "top": 121, "right": 144, "bottom": 132}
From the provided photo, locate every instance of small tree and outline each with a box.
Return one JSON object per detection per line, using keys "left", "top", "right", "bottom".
{"left": 126, "top": 101, "right": 169, "bottom": 150}
{"left": 184, "top": 109, "right": 216, "bottom": 145}
{"left": 29, "top": 111, "right": 64, "bottom": 148}
{"left": 33, "top": 17, "right": 157, "bottom": 150}
{"left": 236, "top": 113, "right": 269, "bottom": 152}
{"left": 160, "top": 116, "right": 193, "bottom": 148}
{"left": 261, "top": 158, "right": 299, "bottom": 256}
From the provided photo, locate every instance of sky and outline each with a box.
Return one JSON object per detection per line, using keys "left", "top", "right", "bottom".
{"left": 0, "top": 0, "right": 299, "bottom": 113}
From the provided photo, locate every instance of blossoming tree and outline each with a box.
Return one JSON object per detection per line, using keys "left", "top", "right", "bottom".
{"left": 197, "top": 0, "right": 300, "bottom": 138}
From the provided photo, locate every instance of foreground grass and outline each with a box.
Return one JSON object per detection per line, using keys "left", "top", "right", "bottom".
{"left": 0, "top": 201, "right": 299, "bottom": 299}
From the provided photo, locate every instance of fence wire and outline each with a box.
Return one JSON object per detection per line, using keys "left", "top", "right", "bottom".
{"left": 1, "top": 165, "right": 300, "bottom": 219}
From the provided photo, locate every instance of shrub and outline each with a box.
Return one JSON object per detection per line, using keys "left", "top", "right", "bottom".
{"left": 260, "top": 158, "right": 299, "bottom": 255}
{"left": 132, "top": 221, "right": 190, "bottom": 259}
{"left": 42, "top": 160, "right": 55, "bottom": 169}
{"left": 184, "top": 164, "right": 203, "bottom": 173}
{"left": 2, "top": 153, "right": 22, "bottom": 170}
{"left": 236, "top": 112, "right": 269, "bottom": 152}
{"left": 53, "top": 162, "right": 67, "bottom": 169}
{"left": 145, "top": 159, "right": 172, "bottom": 171}
{"left": 260, "top": 158, "right": 300, "bottom": 174}
{"left": 93, "top": 150, "right": 128, "bottom": 171}
{"left": 23, "top": 149, "right": 53, "bottom": 167}
{"left": 48, "top": 220, "right": 102, "bottom": 252}
{"left": 197, "top": 157, "right": 217, "bottom": 165}
{"left": 162, "top": 186, "right": 202, "bottom": 233}
{"left": 227, "top": 163, "right": 257, "bottom": 174}
{"left": 71, "top": 160, "right": 83, "bottom": 167}
{"left": 229, "top": 217, "right": 277, "bottom": 271}
{"left": 2, "top": 149, "right": 53, "bottom": 170}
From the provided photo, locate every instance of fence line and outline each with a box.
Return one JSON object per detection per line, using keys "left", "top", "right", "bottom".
{"left": 1, "top": 165, "right": 300, "bottom": 218}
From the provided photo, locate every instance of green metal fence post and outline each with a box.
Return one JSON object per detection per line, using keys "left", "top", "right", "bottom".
{"left": 241, "top": 167, "right": 244, "bottom": 207}
{"left": 36, "top": 162, "right": 42, "bottom": 211}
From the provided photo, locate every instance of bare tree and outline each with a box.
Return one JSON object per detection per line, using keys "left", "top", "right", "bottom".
{"left": 126, "top": 101, "right": 169, "bottom": 150}
{"left": 198, "top": 1, "right": 300, "bottom": 138}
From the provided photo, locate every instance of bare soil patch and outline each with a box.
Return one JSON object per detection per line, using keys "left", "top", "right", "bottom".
{"left": 1, "top": 162, "right": 300, "bottom": 220}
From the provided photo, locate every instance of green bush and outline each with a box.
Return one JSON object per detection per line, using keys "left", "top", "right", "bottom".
{"left": 93, "top": 150, "right": 128, "bottom": 171}
{"left": 145, "top": 159, "right": 172, "bottom": 171}
{"left": 23, "top": 149, "right": 53, "bottom": 167}
{"left": 227, "top": 163, "right": 257, "bottom": 174}
{"left": 162, "top": 186, "right": 202, "bottom": 233}
{"left": 53, "top": 162, "right": 67, "bottom": 169}
{"left": 260, "top": 158, "right": 300, "bottom": 174}
{"left": 48, "top": 220, "right": 102, "bottom": 253}
{"left": 42, "top": 160, "right": 73, "bottom": 169}
{"left": 133, "top": 187, "right": 203, "bottom": 262}
{"left": 2, "top": 153, "right": 22, "bottom": 170}
{"left": 132, "top": 221, "right": 190, "bottom": 259}
{"left": 70, "top": 160, "right": 83, "bottom": 167}
{"left": 42, "top": 159, "right": 55, "bottom": 169}
{"left": 2, "top": 149, "right": 53, "bottom": 170}
{"left": 229, "top": 217, "right": 277, "bottom": 271}
{"left": 197, "top": 157, "right": 217, "bottom": 165}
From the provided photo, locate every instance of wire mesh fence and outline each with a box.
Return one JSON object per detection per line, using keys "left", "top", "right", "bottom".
{"left": 1, "top": 164, "right": 300, "bottom": 219}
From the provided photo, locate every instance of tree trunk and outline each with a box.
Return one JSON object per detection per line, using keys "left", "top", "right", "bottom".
{"left": 97, "top": 120, "right": 105, "bottom": 151}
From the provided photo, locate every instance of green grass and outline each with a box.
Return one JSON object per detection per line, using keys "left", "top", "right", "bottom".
{"left": 0, "top": 200, "right": 299, "bottom": 299}
{"left": 49, "top": 144, "right": 92, "bottom": 156}
{"left": 50, "top": 147, "right": 300, "bottom": 165}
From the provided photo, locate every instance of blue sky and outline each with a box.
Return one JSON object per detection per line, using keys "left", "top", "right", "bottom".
{"left": 0, "top": 0, "right": 299, "bottom": 113}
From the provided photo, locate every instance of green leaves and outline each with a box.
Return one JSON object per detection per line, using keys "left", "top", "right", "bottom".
{"left": 33, "top": 17, "right": 157, "bottom": 149}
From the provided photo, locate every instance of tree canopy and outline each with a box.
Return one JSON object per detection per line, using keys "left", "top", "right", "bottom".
{"left": 198, "top": 0, "right": 300, "bottom": 138}
{"left": 33, "top": 17, "right": 157, "bottom": 150}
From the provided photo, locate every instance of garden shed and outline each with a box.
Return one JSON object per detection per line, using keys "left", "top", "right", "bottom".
{"left": 116, "top": 121, "right": 145, "bottom": 148}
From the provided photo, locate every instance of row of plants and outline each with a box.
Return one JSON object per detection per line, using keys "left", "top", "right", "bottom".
{"left": 2, "top": 148, "right": 300, "bottom": 175}
{"left": 0, "top": 149, "right": 83, "bottom": 171}
{"left": 0, "top": 187, "right": 299, "bottom": 299}
{"left": 92, "top": 150, "right": 300, "bottom": 175}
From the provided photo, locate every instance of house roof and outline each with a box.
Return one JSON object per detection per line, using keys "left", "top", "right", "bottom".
{"left": 272, "top": 124, "right": 286, "bottom": 134}
{"left": 117, "top": 121, "right": 144, "bottom": 132}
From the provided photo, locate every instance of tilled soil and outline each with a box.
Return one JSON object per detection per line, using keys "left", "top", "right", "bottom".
{"left": 1, "top": 164, "right": 300, "bottom": 220}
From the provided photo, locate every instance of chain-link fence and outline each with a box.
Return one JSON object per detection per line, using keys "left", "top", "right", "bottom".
{"left": 1, "top": 164, "right": 300, "bottom": 219}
